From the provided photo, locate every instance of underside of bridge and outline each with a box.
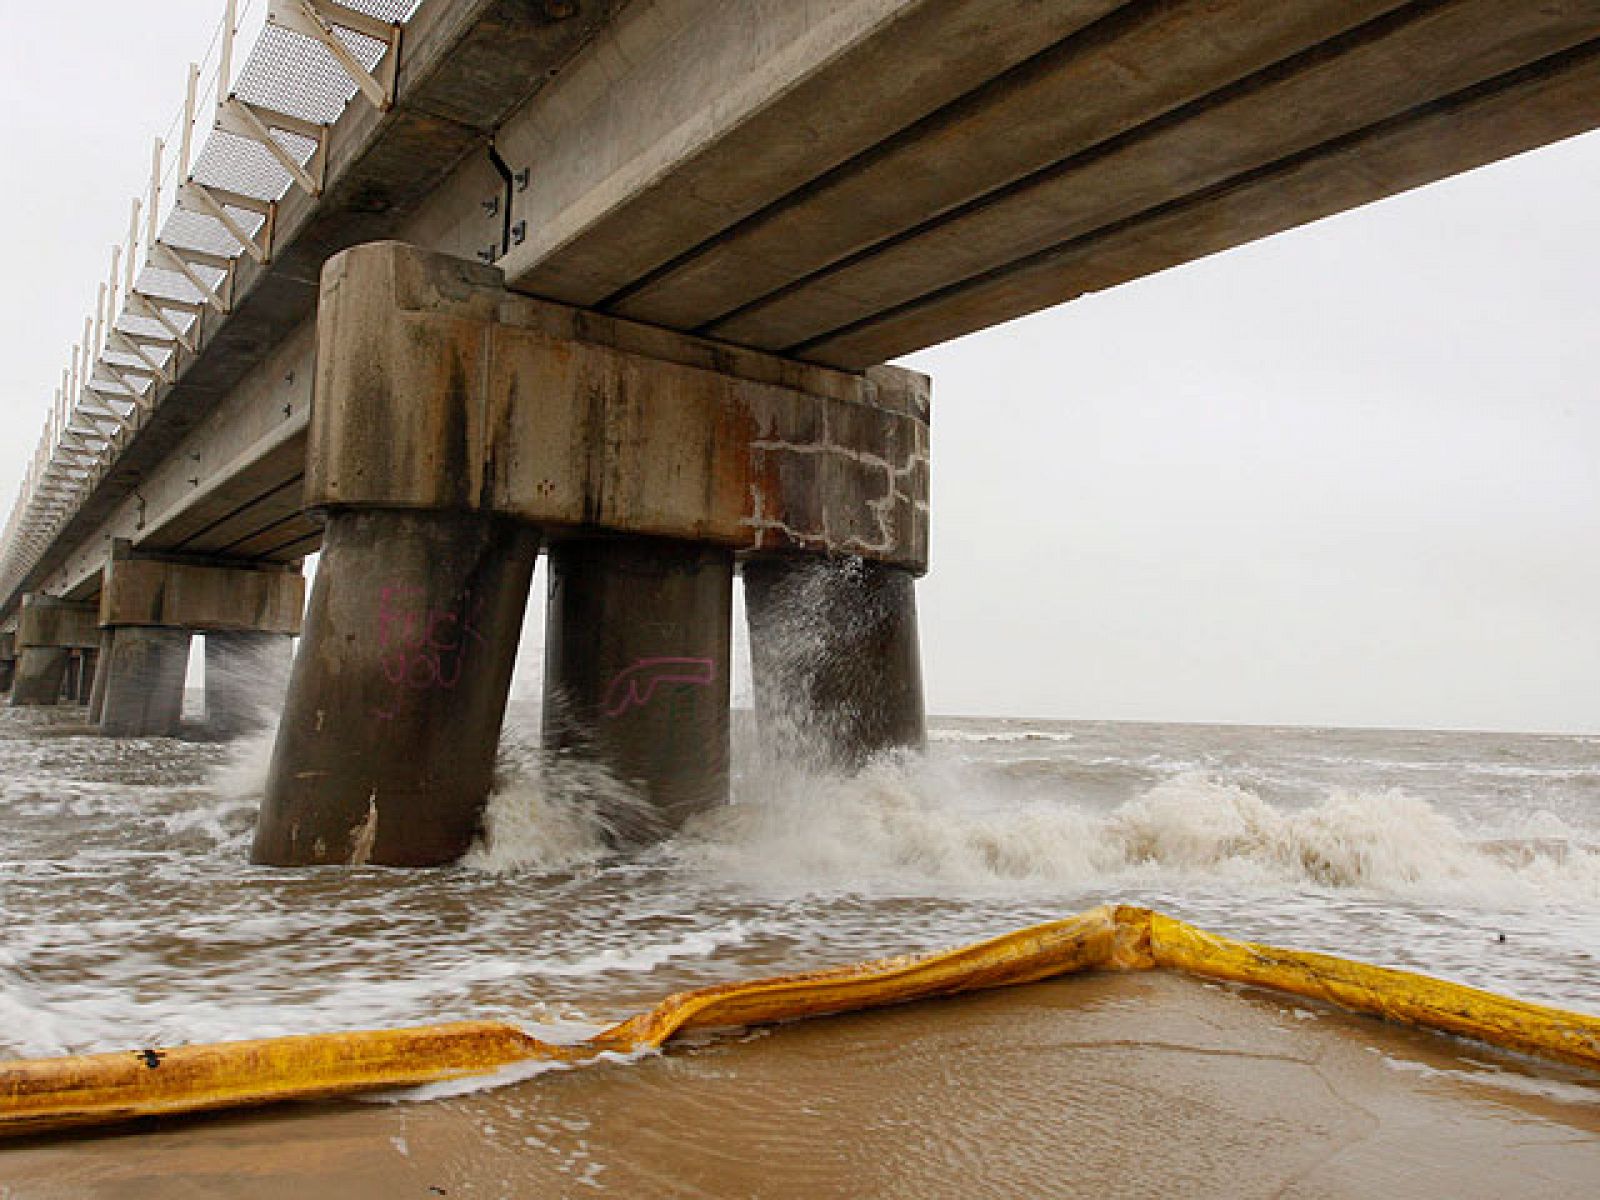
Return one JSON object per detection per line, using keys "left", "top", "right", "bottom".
{"left": 5, "top": 0, "right": 1600, "bottom": 862}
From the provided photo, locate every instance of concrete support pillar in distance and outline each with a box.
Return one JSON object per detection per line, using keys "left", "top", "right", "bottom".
{"left": 544, "top": 536, "right": 734, "bottom": 833}
{"left": 10, "top": 647, "right": 71, "bottom": 707}
{"left": 94, "top": 545, "right": 306, "bottom": 738}
{"left": 68, "top": 649, "right": 98, "bottom": 706}
{"left": 205, "top": 632, "right": 294, "bottom": 735}
{"left": 0, "top": 632, "right": 14, "bottom": 695}
{"left": 743, "top": 555, "right": 926, "bottom": 772}
{"left": 254, "top": 510, "right": 539, "bottom": 867}
{"left": 98, "top": 628, "right": 192, "bottom": 737}
{"left": 87, "top": 630, "right": 113, "bottom": 725}
{"left": 9, "top": 595, "right": 100, "bottom": 708}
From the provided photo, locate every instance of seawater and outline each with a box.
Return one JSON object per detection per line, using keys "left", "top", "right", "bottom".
{"left": 0, "top": 706, "right": 1597, "bottom": 1063}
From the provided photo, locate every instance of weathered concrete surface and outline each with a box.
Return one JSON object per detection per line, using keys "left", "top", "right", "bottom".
{"left": 100, "top": 551, "right": 304, "bottom": 636}
{"left": 9, "top": 648, "right": 70, "bottom": 708}
{"left": 490, "top": 0, "right": 1126, "bottom": 305}
{"left": 86, "top": 630, "right": 112, "bottom": 725}
{"left": 698, "top": 0, "right": 1600, "bottom": 352}
{"left": 310, "top": 242, "right": 930, "bottom": 570}
{"left": 204, "top": 632, "right": 294, "bottom": 736}
{"left": 744, "top": 555, "right": 925, "bottom": 770}
{"left": 544, "top": 536, "right": 733, "bottom": 831}
{"left": 16, "top": 595, "right": 100, "bottom": 651}
{"left": 479, "top": 0, "right": 1600, "bottom": 369}
{"left": 9, "top": 596, "right": 99, "bottom": 707}
{"left": 254, "top": 510, "right": 539, "bottom": 867}
{"left": 90, "top": 549, "right": 302, "bottom": 736}
{"left": 71, "top": 649, "right": 98, "bottom": 707}
{"left": 98, "top": 628, "right": 191, "bottom": 737}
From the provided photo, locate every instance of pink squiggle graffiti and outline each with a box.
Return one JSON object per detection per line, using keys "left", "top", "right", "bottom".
{"left": 601, "top": 657, "right": 716, "bottom": 718}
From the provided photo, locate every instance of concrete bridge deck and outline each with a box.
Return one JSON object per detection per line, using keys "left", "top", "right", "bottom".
{"left": 7, "top": 0, "right": 1600, "bottom": 614}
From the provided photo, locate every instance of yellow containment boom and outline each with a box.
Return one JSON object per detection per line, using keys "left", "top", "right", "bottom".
{"left": 1, "top": 905, "right": 1596, "bottom": 1138}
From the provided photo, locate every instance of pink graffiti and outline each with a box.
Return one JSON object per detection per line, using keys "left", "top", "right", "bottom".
{"left": 372, "top": 584, "right": 488, "bottom": 719}
{"left": 601, "top": 657, "right": 716, "bottom": 718}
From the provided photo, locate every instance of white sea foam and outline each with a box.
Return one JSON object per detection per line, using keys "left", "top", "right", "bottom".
{"left": 664, "top": 763, "right": 1600, "bottom": 903}
{"left": 6, "top": 708, "right": 1595, "bottom": 1061}
{"left": 928, "top": 728, "right": 1075, "bottom": 745}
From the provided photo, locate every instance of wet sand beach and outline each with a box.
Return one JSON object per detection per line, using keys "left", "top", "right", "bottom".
{"left": 3, "top": 972, "right": 1597, "bottom": 1198}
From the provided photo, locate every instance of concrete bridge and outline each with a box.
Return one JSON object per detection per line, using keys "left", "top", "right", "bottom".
{"left": 4, "top": 0, "right": 1599, "bottom": 865}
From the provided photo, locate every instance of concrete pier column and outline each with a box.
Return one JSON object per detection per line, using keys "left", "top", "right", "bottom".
{"left": 9, "top": 595, "right": 100, "bottom": 707}
{"left": 93, "top": 546, "right": 304, "bottom": 738}
{"left": 67, "top": 650, "right": 97, "bottom": 706}
{"left": 286, "top": 242, "right": 928, "bottom": 859}
{"left": 205, "top": 632, "right": 294, "bottom": 735}
{"left": 10, "top": 647, "right": 71, "bottom": 707}
{"left": 743, "top": 555, "right": 925, "bottom": 771}
{"left": 61, "top": 655, "right": 81, "bottom": 706}
{"left": 0, "top": 633, "right": 14, "bottom": 695}
{"left": 254, "top": 510, "right": 539, "bottom": 867}
{"left": 98, "top": 628, "right": 192, "bottom": 737}
{"left": 87, "top": 631, "right": 113, "bottom": 725}
{"left": 543, "top": 535, "right": 734, "bottom": 830}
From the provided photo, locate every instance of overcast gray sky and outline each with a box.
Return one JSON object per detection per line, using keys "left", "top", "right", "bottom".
{"left": 5, "top": 4, "right": 1599, "bottom": 733}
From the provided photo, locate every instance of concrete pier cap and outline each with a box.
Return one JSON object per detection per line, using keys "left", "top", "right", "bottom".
{"left": 306, "top": 240, "right": 930, "bottom": 569}
{"left": 0, "top": 631, "right": 15, "bottom": 695}
{"left": 96, "top": 541, "right": 305, "bottom": 738}
{"left": 9, "top": 594, "right": 99, "bottom": 707}
{"left": 257, "top": 240, "right": 931, "bottom": 866}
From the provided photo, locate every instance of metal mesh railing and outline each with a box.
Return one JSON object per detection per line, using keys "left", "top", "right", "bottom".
{"left": 0, "top": 0, "right": 422, "bottom": 602}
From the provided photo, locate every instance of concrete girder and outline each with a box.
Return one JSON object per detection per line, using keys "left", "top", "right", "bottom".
{"left": 459, "top": 0, "right": 1600, "bottom": 367}
{"left": 99, "top": 549, "right": 305, "bottom": 636}
{"left": 483, "top": 0, "right": 1125, "bottom": 306}
{"left": 18, "top": 326, "right": 316, "bottom": 606}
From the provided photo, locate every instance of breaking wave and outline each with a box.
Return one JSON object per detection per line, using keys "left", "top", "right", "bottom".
{"left": 469, "top": 755, "right": 1600, "bottom": 905}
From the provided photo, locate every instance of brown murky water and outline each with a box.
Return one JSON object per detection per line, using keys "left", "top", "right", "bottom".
{"left": 1, "top": 705, "right": 1597, "bottom": 1194}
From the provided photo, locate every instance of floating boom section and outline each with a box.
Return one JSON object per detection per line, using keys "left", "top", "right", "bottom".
{"left": 1, "top": 906, "right": 1595, "bottom": 1138}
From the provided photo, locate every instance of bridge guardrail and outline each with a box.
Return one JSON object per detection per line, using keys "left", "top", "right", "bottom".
{"left": 0, "top": 0, "right": 419, "bottom": 606}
